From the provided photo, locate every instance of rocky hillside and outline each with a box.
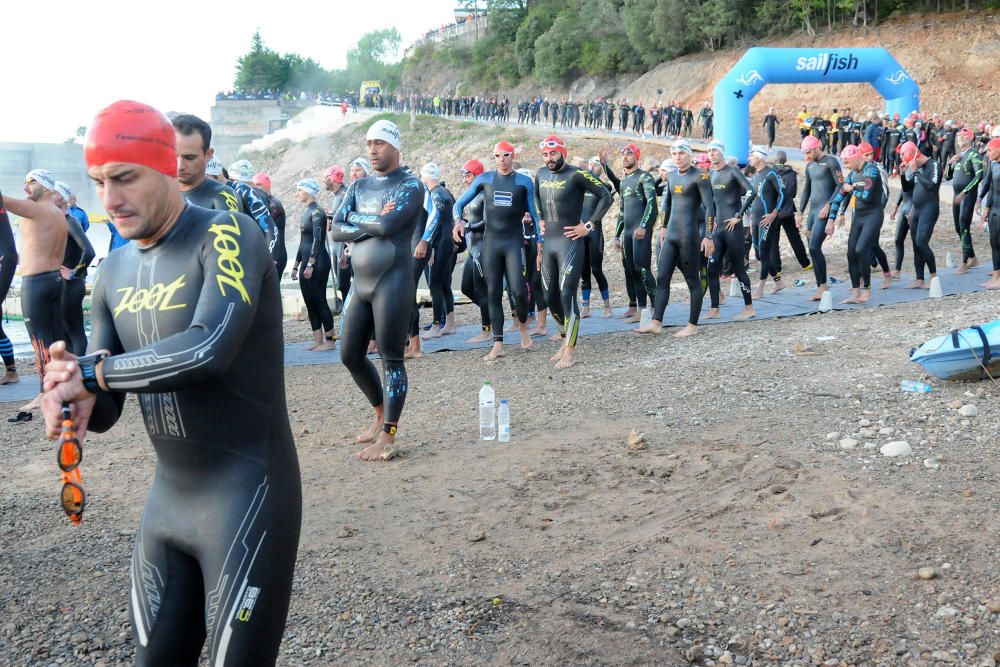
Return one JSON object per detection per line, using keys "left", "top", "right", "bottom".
{"left": 404, "top": 11, "right": 1000, "bottom": 147}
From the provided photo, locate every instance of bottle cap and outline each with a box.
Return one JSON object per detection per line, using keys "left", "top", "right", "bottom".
{"left": 500, "top": 399, "right": 507, "bottom": 404}
{"left": 484, "top": 380, "right": 491, "bottom": 385}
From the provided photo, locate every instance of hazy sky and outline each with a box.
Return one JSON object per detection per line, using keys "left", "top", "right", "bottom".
{"left": 0, "top": 0, "right": 458, "bottom": 143}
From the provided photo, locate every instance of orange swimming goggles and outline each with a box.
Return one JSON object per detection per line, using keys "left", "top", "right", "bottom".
{"left": 57, "top": 403, "right": 85, "bottom": 524}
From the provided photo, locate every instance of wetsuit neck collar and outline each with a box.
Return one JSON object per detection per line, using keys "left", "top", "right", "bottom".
{"left": 179, "top": 174, "right": 208, "bottom": 193}
{"left": 135, "top": 202, "right": 189, "bottom": 251}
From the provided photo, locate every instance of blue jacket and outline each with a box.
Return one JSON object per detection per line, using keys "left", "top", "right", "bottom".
{"left": 864, "top": 123, "right": 882, "bottom": 148}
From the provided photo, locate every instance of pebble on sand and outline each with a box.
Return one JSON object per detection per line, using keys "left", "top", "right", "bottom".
{"left": 957, "top": 404, "right": 978, "bottom": 418}
{"left": 918, "top": 567, "right": 937, "bottom": 580}
{"left": 880, "top": 441, "right": 913, "bottom": 457}
{"left": 838, "top": 438, "right": 859, "bottom": 450}
{"left": 626, "top": 430, "right": 647, "bottom": 451}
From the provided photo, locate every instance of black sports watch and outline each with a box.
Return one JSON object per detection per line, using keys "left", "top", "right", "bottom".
{"left": 77, "top": 352, "right": 110, "bottom": 394}
{"left": 584, "top": 221, "right": 595, "bottom": 232}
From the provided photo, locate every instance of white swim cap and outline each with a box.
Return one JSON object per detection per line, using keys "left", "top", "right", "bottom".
{"left": 671, "top": 140, "right": 693, "bottom": 155}
{"left": 205, "top": 156, "right": 224, "bottom": 176}
{"left": 26, "top": 168, "right": 56, "bottom": 191}
{"left": 54, "top": 181, "right": 73, "bottom": 203}
{"left": 366, "top": 119, "right": 401, "bottom": 150}
{"left": 229, "top": 159, "right": 255, "bottom": 182}
{"left": 749, "top": 145, "right": 769, "bottom": 159}
{"left": 708, "top": 140, "right": 726, "bottom": 153}
{"left": 296, "top": 178, "right": 321, "bottom": 197}
{"left": 350, "top": 157, "right": 372, "bottom": 175}
{"left": 420, "top": 162, "right": 440, "bottom": 180}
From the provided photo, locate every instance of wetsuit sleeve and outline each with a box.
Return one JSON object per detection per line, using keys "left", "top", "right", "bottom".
{"left": 964, "top": 152, "right": 984, "bottom": 194}
{"left": 100, "top": 212, "right": 273, "bottom": 393}
{"left": 519, "top": 173, "right": 541, "bottom": 239}
{"left": 636, "top": 172, "right": 657, "bottom": 229}
{"left": 330, "top": 182, "right": 371, "bottom": 243}
{"left": 333, "top": 182, "right": 355, "bottom": 226}
{"left": 603, "top": 163, "right": 621, "bottom": 193}
{"left": 698, "top": 173, "right": 717, "bottom": 233}
{"left": 65, "top": 215, "right": 95, "bottom": 278}
{"left": 853, "top": 163, "right": 881, "bottom": 202}
{"left": 982, "top": 164, "right": 994, "bottom": 209}
{"left": 913, "top": 160, "right": 941, "bottom": 190}
{"left": 452, "top": 175, "right": 484, "bottom": 221}
{"left": 824, "top": 158, "right": 844, "bottom": 204}
{"left": 84, "top": 267, "right": 127, "bottom": 433}
{"left": 346, "top": 177, "right": 424, "bottom": 237}
{"left": 827, "top": 177, "right": 850, "bottom": 219}
{"left": 244, "top": 186, "right": 276, "bottom": 236}
{"left": 420, "top": 189, "right": 440, "bottom": 243}
{"left": 465, "top": 194, "right": 486, "bottom": 231}
{"left": 308, "top": 207, "right": 325, "bottom": 261}
{"left": 733, "top": 169, "right": 757, "bottom": 218}
{"left": 577, "top": 169, "right": 612, "bottom": 224}
{"left": 799, "top": 166, "right": 811, "bottom": 211}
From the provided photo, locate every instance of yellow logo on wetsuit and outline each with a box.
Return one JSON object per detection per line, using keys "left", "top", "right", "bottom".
{"left": 539, "top": 180, "right": 566, "bottom": 189}
{"left": 700, "top": 172, "right": 710, "bottom": 181}
{"left": 674, "top": 185, "right": 683, "bottom": 193}
{"left": 578, "top": 169, "right": 605, "bottom": 188}
{"left": 113, "top": 275, "right": 187, "bottom": 318}
{"left": 221, "top": 190, "right": 240, "bottom": 212}
{"left": 208, "top": 214, "right": 251, "bottom": 304}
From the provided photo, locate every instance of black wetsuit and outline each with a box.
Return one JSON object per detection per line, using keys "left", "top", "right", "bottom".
{"left": 892, "top": 169, "right": 915, "bottom": 272}
{"left": 656, "top": 167, "right": 716, "bottom": 324}
{"left": 86, "top": 204, "right": 300, "bottom": 666}
{"left": 610, "top": 167, "right": 658, "bottom": 311}
{"left": 535, "top": 161, "right": 612, "bottom": 346}
{"left": 905, "top": 158, "right": 942, "bottom": 280}
{"left": 828, "top": 161, "right": 886, "bottom": 289}
{"left": 458, "top": 193, "right": 489, "bottom": 331}
{"left": 453, "top": 170, "right": 539, "bottom": 342}
{"left": 800, "top": 155, "right": 843, "bottom": 286}
{"left": 579, "top": 172, "right": 613, "bottom": 305}
{"left": 428, "top": 184, "right": 456, "bottom": 326}
{"left": 183, "top": 178, "right": 243, "bottom": 215}
{"left": 980, "top": 160, "right": 1000, "bottom": 271}
{"left": 328, "top": 188, "right": 350, "bottom": 301}
{"left": 0, "top": 207, "right": 17, "bottom": 370}
{"left": 603, "top": 164, "right": 635, "bottom": 308}
{"left": 229, "top": 181, "right": 278, "bottom": 269}
{"left": 61, "top": 214, "right": 95, "bottom": 355}
{"left": 947, "top": 147, "right": 983, "bottom": 264}
{"left": 297, "top": 202, "right": 333, "bottom": 333}
{"left": 763, "top": 114, "right": 779, "bottom": 147}
{"left": 708, "top": 165, "right": 755, "bottom": 307}
{"left": 265, "top": 193, "right": 287, "bottom": 277}
{"left": 774, "top": 163, "right": 811, "bottom": 269}
{"left": 753, "top": 165, "right": 786, "bottom": 281}
{"left": 408, "top": 187, "right": 439, "bottom": 337}
{"left": 331, "top": 167, "right": 423, "bottom": 424}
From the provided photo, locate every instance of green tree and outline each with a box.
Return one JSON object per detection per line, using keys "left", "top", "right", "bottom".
{"left": 234, "top": 31, "right": 289, "bottom": 90}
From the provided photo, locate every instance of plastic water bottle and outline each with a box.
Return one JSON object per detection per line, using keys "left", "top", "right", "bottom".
{"left": 479, "top": 381, "right": 496, "bottom": 440}
{"left": 497, "top": 400, "right": 510, "bottom": 443}
{"left": 900, "top": 380, "right": 933, "bottom": 393}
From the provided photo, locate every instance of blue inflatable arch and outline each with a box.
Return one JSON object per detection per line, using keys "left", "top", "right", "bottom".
{"left": 713, "top": 47, "right": 920, "bottom": 163}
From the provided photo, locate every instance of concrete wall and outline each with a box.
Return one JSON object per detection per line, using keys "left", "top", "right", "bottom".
{"left": 210, "top": 99, "right": 312, "bottom": 163}
{"left": 0, "top": 142, "right": 102, "bottom": 214}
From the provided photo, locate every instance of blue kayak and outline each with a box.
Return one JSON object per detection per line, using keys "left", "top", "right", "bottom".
{"left": 910, "top": 320, "right": 1000, "bottom": 381}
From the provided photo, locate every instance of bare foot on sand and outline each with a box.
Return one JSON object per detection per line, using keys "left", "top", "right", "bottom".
{"left": 357, "top": 432, "right": 396, "bottom": 461}
{"left": 809, "top": 286, "right": 828, "bottom": 302}
{"left": 357, "top": 416, "right": 381, "bottom": 444}
{"left": 313, "top": 340, "right": 335, "bottom": 351}
{"left": 519, "top": 324, "right": 532, "bottom": 350}
{"left": 904, "top": 280, "right": 925, "bottom": 289}
{"left": 549, "top": 347, "right": 564, "bottom": 363}
{"left": 733, "top": 306, "right": 755, "bottom": 321}
{"left": 705, "top": 308, "right": 721, "bottom": 320}
{"left": 881, "top": 274, "right": 892, "bottom": 289}
{"left": 483, "top": 343, "right": 506, "bottom": 361}
{"left": 601, "top": 304, "right": 613, "bottom": 318}
{"left": 673, "top": 324, "right": 698, "bottom": 338}
{"left": 466, "top": 330, "right": 492, "bottom": 343}
{"left": 635, "top": 320, "right": 662, "bottom": 335}
{"left": 857, "top": 289, "right": 871, "bottom": 303}
{"left": 554, "top": 346, "right": 577, "bottom": 369}
{"left": 580, "top": 305, "right": 591, "bottom": 318}
{"left": 0, "top": 370, "right": 19, "bottom": 385}
{"left": 618, "top": 308, "right": 637, "bottom": 320}
{"left": 772, "top": 279, "right": 784, "bottom": 294}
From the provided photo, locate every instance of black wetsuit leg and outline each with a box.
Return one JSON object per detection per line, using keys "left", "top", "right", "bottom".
{"left": 461, "top": 232, "right": 490, "bottom": 330}
{"left": 758, "top": 224, "right": 782, "bottom": 281}
{"left": 484, "top": 235, "right": 527, "bottom": 341}
{"left": 653, "top": 237, "right": 703, "bottom": 325}
{"left": 807, "top": 212, "right": 829, "bottom": 285}
{"left": 299, "top": 257, "right": 333, "bottom": 332}
{"left": 990, "top": 211, "right": 1000, "bottom": 271}
{"left": 709, "top": 226, "right": 751, "bottom": 307}
{"left": 21, "top": 271, "right": 65, "bottom": 390}
{"left": 847, "top": 212, "right": 883, "bottom": 288}
{"left": 272, "top": 245, "right": 287, "bottom": 279}
{"left": 912, "top": 202, "right": 939, "bottom": 280}
{"left": 428, "top": 236, "right": 455, "bottom": 325}
{"left": 894, "top": 198, "right": 913, "bottom": 272}
{"left": 61, "top": 276, "right": 87, "bottom": 355}
{"left": 777, "top": 215, "right": 810, "bottom": 268}
{"left": 954, "top": 195, "right": 976, "bottom": 263}
{"left": 580, "top": 237, "right": 593, "bottom": 302}
{"left": 0, "top": 250, "right": 18, "bottom": 370}
{"left": 541, "top": 237, "right": 583, "bottom": 346}
{"left": 620, "top": 239, "right": 638, "bottom": 308}
{"left": 409, "top": 255, "right": 430, "bottom": 338}
{"left": 588, "top": 224, "right": 609, "bottom": 298}
{"left": 625, "top": 231, "right": 655, "bottom": 309}
{"left": 336, "top": 251, "right": 353, "bottom": 302}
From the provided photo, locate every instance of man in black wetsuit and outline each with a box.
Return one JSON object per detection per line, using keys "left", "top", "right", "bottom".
{"left": 173, "top": 114, "right": 243, "bottom": 215}
{"left": 637, "top": 140, "right": 715, "bottom": 337}
{"left": 53, "top": 182, "right": 95, "bottom": 355}
{"left": 827, "top": 144, "right": 887, "bottom": 304}
{"left": 41, "top": 99, "right": 301, "bottom": 667}
{"left": 900, "top": 141, "right": 942, "bottom": 290}
{"left": 705, "top": 141, "right": 755, "bottom": 320}
{"left": 607, "top": 144, "right": 657, "bottom": 324}
{"left": 947, "top": 128, "right": 983, "bottom": 275}
{"left": 579, "top": 155, "right": 615, "bottom": 318}
{"left": 797, "top": 135, "right": 843, "bottom": 302}
{"left": 452, "top": 141, "right": 538, "bottom": 361}
{"left": 0, "top": 202, "right": 19, "bottom": 384}
{"left": 452, "top": 159, "right": 491, "bottom": 342}
{"left": 698, "top": 102, "right": 714, "bottom": 140}
{"left": 227, "top": 159, "right": 278, "bottom": 263}
{"left": 323, "top": 166, "right": 349, "bottom": 301}
{"left": 978, "top": 138, "right": 1000, "bottom": 289}
{"left": 419, "top": 163, "right": 457, "bottom": 339}
{"left": 534, "top": 135, "right": 611, "bottom": 369}
{"left": 762, "top": 109, "right": 780, "bottom": 149}
{"left": 253, "top": 172, "right": 288, "bottom": 279}
{"left": 749, "top": 148, "right": 786, "bottom": 298}
{"left": 331, "top": 119, "right": 424, "bottom": 460}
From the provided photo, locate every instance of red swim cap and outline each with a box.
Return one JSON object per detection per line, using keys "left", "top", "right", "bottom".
{"left": 858, "top": 141, "right": 873, "bottom": 156}
{"left": 85, "top": 100, "right": 176, "bottom": 177}
{"left": 539, "top": 135, "right": 567, "bottom": 156}
{"left": 324, "top": 165, "right": 345, "bottom": 184}
{"left": 987, "top": 138, "right": 1000, "bottom": 152}
{"left": 621, "top": 143, "right": 641, "bottom": 161}
{"left": 494, "top": 141, "right": 515, "bottom": 155}
{"left": 840, "top": 145, "right": 862, "bottom": 161}
{"left": 694, "top": 153, "right": 711, "bottom": 168}
{"left": 958, "top": 128, "right": 974, "bottom": 141}
{"left": 800, "top": 135, "right": 821, "bottom": 151}
{"left": 462, "top": 159, "right": 484, "bottom": 176}
{"left": 252, "top": 171, "right": 271, "bottom": 189}
{"left": 899, "top": 141, "right": 919, "bottom": 164}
